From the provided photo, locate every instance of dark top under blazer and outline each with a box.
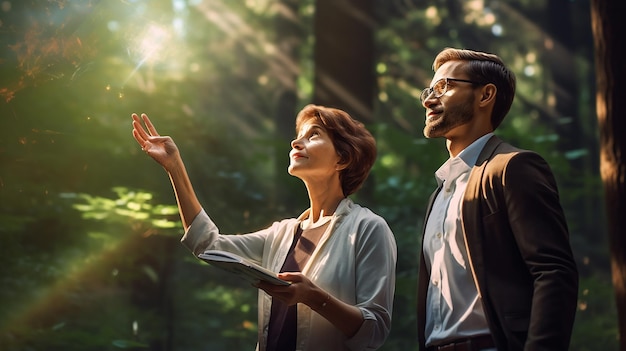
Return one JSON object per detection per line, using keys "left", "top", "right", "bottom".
{"left": 417, "top": 135, "right": 579, "bottom": 351}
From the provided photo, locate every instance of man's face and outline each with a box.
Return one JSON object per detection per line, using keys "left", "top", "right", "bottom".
{"left": 421, "top": 61, "right": 477, "bottom": 139}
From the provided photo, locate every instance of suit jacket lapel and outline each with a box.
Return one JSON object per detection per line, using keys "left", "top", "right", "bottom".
{"left": 461, "top": 135, "right": 503, "bottom": 295}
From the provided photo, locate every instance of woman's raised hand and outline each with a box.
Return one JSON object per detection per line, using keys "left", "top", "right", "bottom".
{"left": 131, "top": 113, "right": 180, "bottom": 171}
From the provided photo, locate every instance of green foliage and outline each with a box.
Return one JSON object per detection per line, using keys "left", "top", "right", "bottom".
{"left": 571, "top": 275, "right": 619, "bottom": 351}
{"left": 67, "top": 187, "right": 181, "bottom": 230}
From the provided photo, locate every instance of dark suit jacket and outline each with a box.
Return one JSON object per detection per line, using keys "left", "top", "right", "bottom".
{"left": 417, "top": 136, "right": 579, "bottom": 351}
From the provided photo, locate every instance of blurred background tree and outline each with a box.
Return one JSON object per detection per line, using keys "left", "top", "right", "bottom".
{"left": 591, "top": 0, "right": 626, "bottom": 349}
{"left": 0, "top": 0, "right": 617, "bottom": 350}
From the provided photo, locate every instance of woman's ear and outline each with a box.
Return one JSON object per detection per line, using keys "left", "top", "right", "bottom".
{"left": 479, "top": 83, "right": 497, "bottom": 107}
{"left": 335, "top": 152, "right": 349, "bottom": 171}
{"left": 336, "top": 162, "right": 348, "bottom": 171}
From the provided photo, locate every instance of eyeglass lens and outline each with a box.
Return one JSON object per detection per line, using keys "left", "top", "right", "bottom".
{"left": 420, "top": 79, "right": 448, "bottom": 102}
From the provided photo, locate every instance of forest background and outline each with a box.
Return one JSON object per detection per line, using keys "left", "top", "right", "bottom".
{"left": 0, "top": 0, "right": 617, "bottom": 350}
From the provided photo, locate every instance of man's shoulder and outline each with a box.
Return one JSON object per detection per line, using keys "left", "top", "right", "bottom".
{"left": 476, "top": 137, "right": 551, "bottom": 178}
{"left": 485, "top": 137, "right": 540, "bottom": 161}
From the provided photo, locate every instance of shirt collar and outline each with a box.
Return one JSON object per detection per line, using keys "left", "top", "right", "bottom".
{"left": 434, "top": 133, "right": 494, "bottom": 186}
{"left": 296, "top": 197, "right": 353, "bottom": 221}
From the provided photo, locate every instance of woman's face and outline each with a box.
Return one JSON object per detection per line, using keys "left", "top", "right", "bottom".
{"left": 288, "top": 119, "right": 343, "bottom": 181}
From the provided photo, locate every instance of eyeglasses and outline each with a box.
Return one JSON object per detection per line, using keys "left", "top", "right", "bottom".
{"left": 419, "top": 78, "right": 485, "bottom": 103}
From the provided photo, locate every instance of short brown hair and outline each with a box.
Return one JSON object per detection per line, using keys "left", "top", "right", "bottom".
{"left": 294, "top": 104, "right": 376, "bottom": 196}
{"left": 433, "top": 48, "right": 516, "bottom": 129}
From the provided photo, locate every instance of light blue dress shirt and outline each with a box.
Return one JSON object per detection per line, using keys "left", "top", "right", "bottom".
{"left": 423, "top": 133, "right": 496, "bottom": 350}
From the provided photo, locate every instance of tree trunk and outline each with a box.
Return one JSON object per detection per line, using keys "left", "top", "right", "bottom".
{"left": 591, "top": 0, "right": 626, "bottom": 349}
{"left": 273, "top": 0, "right": 304, "bottom": 211}
{"left": 544, "top": 0, "right": 604, "bottom": 260}
{"left": 312, "top": 0, "right": 376, "bottom": 203}
{"left": 312, "top": 0, "right": 376, "bottom": 122}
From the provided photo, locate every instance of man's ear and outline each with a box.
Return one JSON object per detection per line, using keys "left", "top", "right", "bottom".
{"left": 479, "top": 83, "right": 497, "bottom": 107}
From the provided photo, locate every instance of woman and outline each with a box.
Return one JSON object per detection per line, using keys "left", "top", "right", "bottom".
{"left": 131, "top": 104, "right": 397, "bottom": 351}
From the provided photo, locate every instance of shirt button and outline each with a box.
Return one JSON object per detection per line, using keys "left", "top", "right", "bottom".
{"left": 436, "top": 232, "right": 442, "bottom": 239}
{"left": 433, "top": 280, "right": 439, "bottom": 286}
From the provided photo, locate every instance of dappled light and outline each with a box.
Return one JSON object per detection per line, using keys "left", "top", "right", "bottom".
{"left": 0, "top": 187, "right": 181, "bottom": 345}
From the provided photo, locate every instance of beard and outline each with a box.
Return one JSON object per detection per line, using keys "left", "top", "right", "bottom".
{"left": 423, "top": 95, "right": 475, "bottom": 138}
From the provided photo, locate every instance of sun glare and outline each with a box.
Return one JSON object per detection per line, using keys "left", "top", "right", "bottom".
{"left": 134, "top": 23, "right": 172, "bottom": 65}
{"left": 122, "top": 22, "right": 180, "bottom": 87}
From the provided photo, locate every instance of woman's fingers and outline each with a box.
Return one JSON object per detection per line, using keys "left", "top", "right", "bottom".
{"left": 131, "top": 113, "right": 159, "bottom": 139}
{"left": 141, "top": 113, "right": 160, "bottom": 136}
{"left": 131, "top": 113, "right": 159, "bottom": 153}
{"left": 278, "top": 272, "right": 304, "bottom": 283}
{"left": 258, "top": 283, "right": 296, "bottom": 305}
{"left": 131, "top": 128, "right": 145, "bottom": 147}
{"left": 131, "top": 114, "right": 149, "bottom": 140}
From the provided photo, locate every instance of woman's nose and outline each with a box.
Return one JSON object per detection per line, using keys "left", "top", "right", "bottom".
{"left": 291, "top": 137, "right": 303, "bottom": 149}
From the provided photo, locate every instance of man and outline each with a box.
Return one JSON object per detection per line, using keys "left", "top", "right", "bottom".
{"left": 417, "top": 48, "right": 579, "bottom": 351}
